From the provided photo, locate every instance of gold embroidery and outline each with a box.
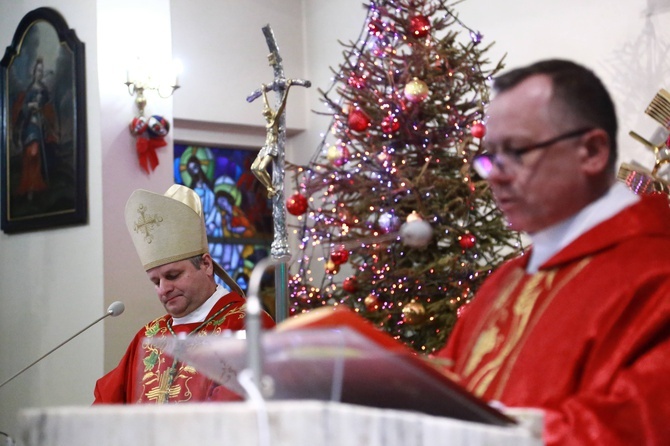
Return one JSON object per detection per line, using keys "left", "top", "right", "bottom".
{"left": 134, "top": 204, "right": 163, "bottom": 244}
{"left": 145, "top": 367, "right": 183, "bottom": 403}
{"left": 140, "top": 301, "right": 239, "bottom": 403}
{"left": 491, "top": 258, "right": 590, "bottom": 399}
{"left": 460, "top": 268, "right": 524, "bottom": 377}
{"left": 463, "top": 325, "right": 500, "bottom": 377}
{"left": 460, "top": 258, "right": 591, "bottom": 399}
{"left": 468, "top": 273, "right": 546, "bottom": 397}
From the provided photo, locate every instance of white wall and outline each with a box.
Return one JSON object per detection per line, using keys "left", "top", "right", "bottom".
{"left": 171, "top": 0, "right": 307, "bottom": 130}
{"left": 454, "top": 0, "right": 670, "bottom": 173}
{"left": 97, "top": 0, "right": 176, "bottom": 373}
{"left": 300, "top": 0, "right": 670, "bottom": 177}
{"left": 0, "top": 0, "right": 104, "bottom": 436}
{"left": 1, "top": 0, "right": 670, "bottom": 442}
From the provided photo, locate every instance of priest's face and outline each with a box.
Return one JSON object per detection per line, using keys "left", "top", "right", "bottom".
{"left": 147, "top": 254, "right": 216, "bottom": 318}
{"left": 482, "top": 74, "right": 598, "bottom": 234}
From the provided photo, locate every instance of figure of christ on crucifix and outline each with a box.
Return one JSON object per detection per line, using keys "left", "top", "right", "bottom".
{"left": 251, "top": 79, "right": 295, "bottom": 199}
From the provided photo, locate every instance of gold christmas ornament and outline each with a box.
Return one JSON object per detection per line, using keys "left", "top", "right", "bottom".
{"left": 406, "top": 210, "right": 423, "bottom": 222}
{"left": 364, "top": 294, "right": 380, "bottom": 311}
{"left": 327, "top": 145, "right": 342, "bottom": 162}
{"left": 325, "top": 259, "right": 340, "bottom": 275}
{"left": 402, "top": 301, "right": 427, "bottom": 325}
{"left": 404, "top": 77, "right": 429, "bottom": 103}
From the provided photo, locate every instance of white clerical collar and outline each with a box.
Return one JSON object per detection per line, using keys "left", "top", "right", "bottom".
{"left": 526, "top": 182, "right": 639, "bottom": 273}
{"left": 172, "top": 284, "right": 229, "bottom": 326}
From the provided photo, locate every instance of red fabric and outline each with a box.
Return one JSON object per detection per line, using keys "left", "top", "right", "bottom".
{"left": 438, "top": 194, "right": 670, "bottom": 445}
{"left": 135, "top": 136, "right": 166, "bottom": 174}
{"left": 93, "top": 291, "right": 274, "bottom": 404}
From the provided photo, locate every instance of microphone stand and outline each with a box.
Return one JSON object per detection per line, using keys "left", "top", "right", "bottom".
{"left": 0, "top": 305, "right": 122, "bottom": 391}
{"left": 244, "top": 256, "right": 280, "bottom": 396}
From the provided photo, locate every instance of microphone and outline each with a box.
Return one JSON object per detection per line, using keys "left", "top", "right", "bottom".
{"left": 0, "top": 301, "right": 125, "bottom": 391}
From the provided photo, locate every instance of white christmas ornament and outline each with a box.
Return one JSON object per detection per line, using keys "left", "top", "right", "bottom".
{"left": 400, "top": 220, "right": 433, "bottom": 248}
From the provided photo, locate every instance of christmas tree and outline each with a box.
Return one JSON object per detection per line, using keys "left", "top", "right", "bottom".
{"left": 286, "top": 0, "right": 521, "bottom": 353}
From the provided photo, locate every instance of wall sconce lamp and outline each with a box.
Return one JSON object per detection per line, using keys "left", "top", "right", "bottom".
{"left": 125, "top": 59, "right": 181, "bottom": 175}
{"left": 124, "top": 59, "right": 181, "bottom": 116}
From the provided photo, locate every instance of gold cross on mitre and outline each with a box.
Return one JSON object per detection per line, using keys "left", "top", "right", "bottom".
{"left": 617, "top": 89, "right": 670, "bottom": 195}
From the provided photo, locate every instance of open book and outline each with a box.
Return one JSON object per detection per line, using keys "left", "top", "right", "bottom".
{"left": 147, "top": 306, "right": 515, "bottom": 426}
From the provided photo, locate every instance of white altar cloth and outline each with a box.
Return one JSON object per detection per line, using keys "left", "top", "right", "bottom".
{"left": 19, "top": 401, "right": 544, "bottom": 446}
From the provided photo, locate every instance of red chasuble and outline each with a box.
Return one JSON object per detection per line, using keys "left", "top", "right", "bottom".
{"left": 438, "top": 194, "right": 670, "bottom": 445}
{"left": 94, "top": 291, "right": 274, "bottom": 404}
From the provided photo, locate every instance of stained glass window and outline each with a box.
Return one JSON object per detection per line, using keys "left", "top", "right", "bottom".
{"left": 174, "top": 143, "right": 273, "bottom": 293}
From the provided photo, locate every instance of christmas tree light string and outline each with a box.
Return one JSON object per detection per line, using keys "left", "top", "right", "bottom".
{"left": 285, "top": 0, "right": 522, "bottom": 353}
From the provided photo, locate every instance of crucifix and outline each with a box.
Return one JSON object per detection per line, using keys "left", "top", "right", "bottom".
{"left": 246, "top": 24, "right": 310, "bottom": 321}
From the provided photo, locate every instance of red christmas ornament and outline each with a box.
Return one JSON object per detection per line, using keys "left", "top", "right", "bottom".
{"left": 368, "top": 19, "right": 383, "bottom": 36}
{"left": 409, "top": 15, "right": 431, "bottom": 38}
{"left": 471, "top": 122, "right": 486, "bottom": 139}
{"left": 334, "top": 146, "right": 350, "bottom": 167}
{"left": 348, "top": 73, "right": 367, "bottom": 89}
{"left": 129, "top": 116, "right": 148, "bottom": 136}
{"left": 459, "top": 233, "right": 477, "bottom": 249}
{"left": 381, "top": 115, "right": 400, "bottom": 133}
{"left": 330, "top": 246, "right": 350, "bottom": 265}
{"left": 343, "top": 276, "right": 359, "bottom": 293}
{"left": 286, "top": 193, "right": 308, "bottom": 216}
{"left": 348, "top": 109, "right": 371, "bottom": 132}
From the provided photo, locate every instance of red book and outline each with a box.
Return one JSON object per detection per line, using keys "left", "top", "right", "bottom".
{"left": 272, "top": 306, "right": 514, "bottom": 425}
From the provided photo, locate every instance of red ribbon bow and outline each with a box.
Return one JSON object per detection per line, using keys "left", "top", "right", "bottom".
{"left": 136, "top": 136, "right": 167, "bottom": 174}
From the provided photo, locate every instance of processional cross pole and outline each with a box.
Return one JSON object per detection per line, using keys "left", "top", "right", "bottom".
{"left": 246, "top": 24, "right": 310, "bottom": 322}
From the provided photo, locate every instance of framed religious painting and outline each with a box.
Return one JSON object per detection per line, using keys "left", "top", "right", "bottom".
{"left": 174, "top": 143, "right": 275, "bottom": 309}
{"left": 0, "top": 7, "right": 87, "bottom": 233}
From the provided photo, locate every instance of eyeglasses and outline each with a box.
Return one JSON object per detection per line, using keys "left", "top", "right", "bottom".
{"left": 472, "top": 127, "right": 594, "bottom": 179}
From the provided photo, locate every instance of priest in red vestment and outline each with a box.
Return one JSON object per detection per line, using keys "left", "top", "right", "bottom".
{"left": 94, "top": 184, "right": 274, "bottom": 404}
{"left": 437, "top": 59, "right": 670, "bottom": 445}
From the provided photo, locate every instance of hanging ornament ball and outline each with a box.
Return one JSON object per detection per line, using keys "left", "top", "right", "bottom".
{"left": 368, "top": 19, "right": 383, "bottom": 36}
{"left": 348, "top": 73, "right": 367, "bottom": 89}
{"left": 378, "top": 212, "right": 400, "bottom": 233}
{"left": 404, "top": 78, "right": 429, "bottom": 103}
{"left": 406, "top": 210, "right": 423, "bottom": 223}
{"left": 364, "top": 294, "right": 379, "bottom": 311}
{"left": 286, "top": 193, "right": 308, "bottom": 216}
{"left": 327, "top": 145, "right": 350, "bottom": 166}
{"left": 348, "top": 109, "right": 371, "bottom": 132}
{"left": 343, "top": 276, "right": 359, "bottom": 293}
{"left": 400, "top": 219, "right": 433, "bottom": 248}
{"left": 409, "top": 15, "right": 431, "bottom": 38}
{"left": 129, "top": 116, "right": 148, "bottom": 136}
{"left": 402, "top": 301, "right": 427, "bottom": 325}
{"left": 334, "top": 146, "right": 350, "bottom": 167}
{"left": 326, "top": 145, "right": 341, "bottom": 162}
{"left": 459, "top": 233, "right": 477, "bottom": 249}
{"left": 330, "top": 246, "right": 350, "bottom": 265}
{"left": 471, "top": 122, "right": 487, "bottom": 139}
{"left": 381, "top": 115, "right": 401, "bottom": 133}
{"left": 147, "top": 115, "right": 170, "bottom": 138}
{"left": 325, "top": 259, "right": 340, "bottom": 275}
